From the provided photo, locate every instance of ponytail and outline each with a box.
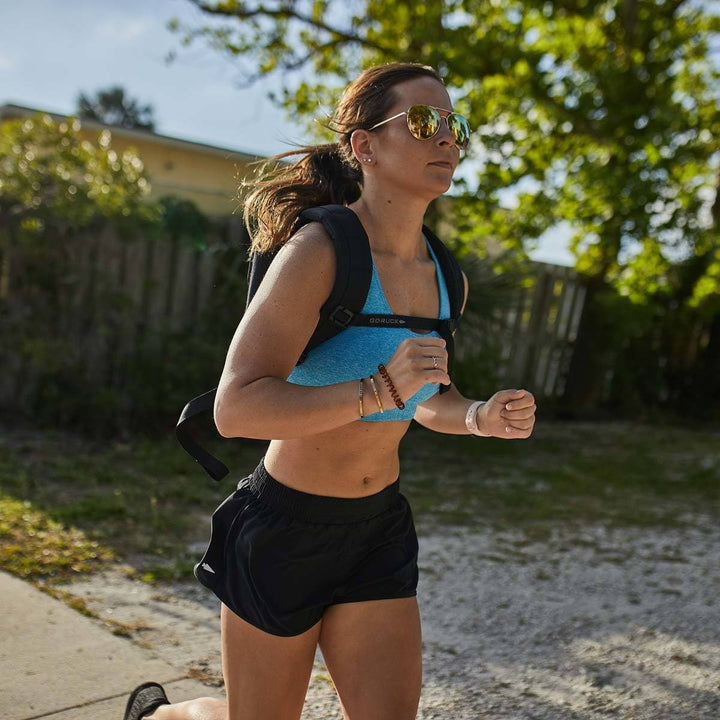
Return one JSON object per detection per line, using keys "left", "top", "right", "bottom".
{"left": 242, "top": 63, "right": 443, "bottom": 254}
{"left": 243, "top": 143, "right": 362, "bottom": 254}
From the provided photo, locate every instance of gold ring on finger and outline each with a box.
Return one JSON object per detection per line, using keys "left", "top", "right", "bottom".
{"left": 432, "top": 356, "right": 438, "bottom": 369}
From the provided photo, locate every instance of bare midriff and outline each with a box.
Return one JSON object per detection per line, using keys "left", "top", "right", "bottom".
{"left": 263, "top": 419, "right": 412, "bottom": 498}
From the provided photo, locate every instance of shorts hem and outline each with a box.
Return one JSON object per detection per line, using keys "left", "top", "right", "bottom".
{"left": 199, "top": 576, "right": 324, "bottom": 637}
{"left": 328, "top": 590, "right": 418, "bottom": 609}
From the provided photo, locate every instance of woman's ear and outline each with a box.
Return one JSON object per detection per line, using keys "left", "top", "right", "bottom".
{"left": 350, "top": 129, "right": 374, "bottom": 165}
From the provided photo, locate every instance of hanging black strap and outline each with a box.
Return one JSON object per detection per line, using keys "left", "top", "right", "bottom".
{"left": 175, "top": 388, "right": 228, "bottom": 481}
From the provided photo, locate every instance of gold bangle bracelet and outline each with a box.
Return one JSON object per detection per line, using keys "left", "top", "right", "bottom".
{"left": 368, "top": 375, "right": 384, "bottom": 413}
{"left": 358, "top": 378, "right": 365, "bottom": 418}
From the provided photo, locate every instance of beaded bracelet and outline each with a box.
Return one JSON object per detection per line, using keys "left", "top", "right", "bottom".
{"left": 377, "top": 364, "right": 405, "bottom": 410}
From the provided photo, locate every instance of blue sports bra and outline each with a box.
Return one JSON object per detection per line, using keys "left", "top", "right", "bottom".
{"left": 287, "top": 237, "right": 450, "bottom": 421}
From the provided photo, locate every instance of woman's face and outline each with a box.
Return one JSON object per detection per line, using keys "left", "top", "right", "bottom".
{"left": 365, "top": 76, "right": 462, "bottom": 198}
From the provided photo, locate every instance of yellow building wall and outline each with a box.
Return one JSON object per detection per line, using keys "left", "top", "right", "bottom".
{"left": 0, "top": 104, "right": 261, "bottom": 218}
{"left": 78, "top": 128, "right": 259, "bottom": 217}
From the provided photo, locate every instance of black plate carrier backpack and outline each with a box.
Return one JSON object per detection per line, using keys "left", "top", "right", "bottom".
{"left": 176, "top": 204, "right": 465, "bottom": 481}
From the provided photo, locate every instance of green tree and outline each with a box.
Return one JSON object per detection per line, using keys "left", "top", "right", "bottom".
{"left": 170, "top": 0, "right": 720, "bottom": 413}
{"left": 76, "top": 86, "right": 156, "bottom": 131}
{"left": 0, "top": 113, "right": 161, "bottom": 430}
{"left": 0, "top": 113, "right": 158, "bottom": 235}
{"left": 171, "top": 0, "right": 718, "bottom": 277}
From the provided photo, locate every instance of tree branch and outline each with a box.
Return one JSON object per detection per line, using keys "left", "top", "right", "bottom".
{"left": 190, "top": 0, "right": 394, "bottom": 55}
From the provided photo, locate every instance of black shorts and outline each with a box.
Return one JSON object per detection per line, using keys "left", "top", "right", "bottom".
{"left": 194, "top": 459, "right": 419, "bottom": 637}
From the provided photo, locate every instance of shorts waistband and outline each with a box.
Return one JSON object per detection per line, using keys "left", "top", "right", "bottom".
{"left": 243, "top": 459, "right": 400, "bottom": 524}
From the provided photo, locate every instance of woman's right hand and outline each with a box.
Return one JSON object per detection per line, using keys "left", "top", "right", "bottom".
{"left": 375, "top": 337, "right": 451, "bottom": 407}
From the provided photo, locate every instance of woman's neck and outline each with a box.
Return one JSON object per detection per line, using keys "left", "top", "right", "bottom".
{"left": 350, "top": 189, "right": 431, "bottom": 261}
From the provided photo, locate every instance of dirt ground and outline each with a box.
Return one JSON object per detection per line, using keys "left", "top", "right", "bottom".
{"left": 57, "top": 514, "right": 720, "bottom": 719}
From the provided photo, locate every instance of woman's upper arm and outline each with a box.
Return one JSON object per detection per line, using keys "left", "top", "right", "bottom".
{"left": 219, "top": 223, "right": 336, "bottom": 390}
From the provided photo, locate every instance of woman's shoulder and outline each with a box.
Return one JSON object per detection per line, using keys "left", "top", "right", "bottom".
{"left": 282, "top": 220, "right": 335, "bottom": 264}
{"left": 260, "top": 220, "right": 336, "bottom": 302}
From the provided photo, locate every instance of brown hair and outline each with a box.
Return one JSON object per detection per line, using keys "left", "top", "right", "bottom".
{"left": 242, "top": 63, "right": 443, "bottom": 253}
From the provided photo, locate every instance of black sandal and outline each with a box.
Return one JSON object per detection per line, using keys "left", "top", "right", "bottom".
{"left": 123, "top": 682, "right": 170, "bottom": 720}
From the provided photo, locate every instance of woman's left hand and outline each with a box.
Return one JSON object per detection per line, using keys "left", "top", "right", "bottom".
{"left": 477, "top": 389, "right": 536, "bottom": 439}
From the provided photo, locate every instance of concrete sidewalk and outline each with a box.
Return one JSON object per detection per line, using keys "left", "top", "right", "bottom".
{"left": 0, "top": 571, "right": 223, "bottom": 720}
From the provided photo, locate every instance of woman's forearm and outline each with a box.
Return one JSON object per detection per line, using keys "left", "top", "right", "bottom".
{"left": 413, "top": 385, "right": 481, "bottom": 435}
{"left": 215, "top": 376, "right": 382, "bottom": 440}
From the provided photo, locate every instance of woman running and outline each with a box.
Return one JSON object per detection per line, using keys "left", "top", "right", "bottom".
{"left": 124, "top": 61, "right": 536, "bottom": 720}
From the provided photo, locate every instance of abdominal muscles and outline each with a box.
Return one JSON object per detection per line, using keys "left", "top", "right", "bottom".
{"left": 262, "top": 418, "right": 411, "bottom": 497}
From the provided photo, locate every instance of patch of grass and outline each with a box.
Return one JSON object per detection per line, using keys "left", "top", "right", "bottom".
{"left": 0, "top": 426, "right": 265, "bottom": 581}
{"left": 43, "top": 586, "right": 99, "bottom": 618}
{"left": 0, "top": 494, "right": 115, "bottom": 581}
{"left": 400, "top": 421, "right": 720, "bottom": 532}
{"left": 0, "top": 421, "right": 717, "bottom": 585}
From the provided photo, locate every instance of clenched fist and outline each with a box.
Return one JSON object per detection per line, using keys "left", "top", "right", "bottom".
{"left": 477, "top": 389, "right": 536, "bottom": 439}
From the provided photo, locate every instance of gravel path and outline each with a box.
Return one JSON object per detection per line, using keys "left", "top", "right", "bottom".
{"left": 57, "top": 519, "right": 719, "bottom": 719}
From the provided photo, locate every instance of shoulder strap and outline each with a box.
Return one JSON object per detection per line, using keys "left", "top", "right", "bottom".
{"left": 177, "top": 205, "right": 373, "bottom": 481}
{"left": 422, "top": 225, "right": 465, "bottom": 320}
{"left": 246, "top": 247, "right": 278, "bottom": 307}
{"left": 296, "top": 205, "right": 372, "bottom": 362}
{"left": 421, "top": 225, "right": 464, "bottom": 395}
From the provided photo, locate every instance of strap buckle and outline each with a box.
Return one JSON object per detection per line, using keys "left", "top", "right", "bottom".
{"left": 329, "top": 306, "right": 355, "bottom": 328}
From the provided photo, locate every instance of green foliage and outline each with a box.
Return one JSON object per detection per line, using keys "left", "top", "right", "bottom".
{"left": 173, "top": 0, "right": 720, "bottom": 300}
{"left": 402, "top": 420, "right": 720, "bottom": 531}
{"left": 0, "top": 234, "right": 248, "bottom": 437}
{"left": 158, "top": 195, "right": 210, "bottom": 249}
{"left": 0, "top": 429, "right": 261, "bottom": 581}
{"left": 171, "top": 1, "right": 720, "bottom": 418}
{"left": 0, "top": 113, "right": 160, "bottom": 234}
{"left": 452, "top": 250, "right": 529, "bottom": 398}
{"left": 0, "top": 112, "right": 248, "bottom": 435}
{"left": 76, "top": 85, "right": 156, "bottom": 131}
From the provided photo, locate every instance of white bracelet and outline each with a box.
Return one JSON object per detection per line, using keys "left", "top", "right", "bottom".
{"left": 465, "top": 400, "right": 491, "bottom": 437}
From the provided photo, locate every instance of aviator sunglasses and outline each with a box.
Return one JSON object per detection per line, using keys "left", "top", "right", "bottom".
{"left": 368, "top": 104, "right": 471, "bottom": 150}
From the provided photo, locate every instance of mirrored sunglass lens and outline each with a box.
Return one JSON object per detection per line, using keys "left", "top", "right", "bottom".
{"left": 407, "top": 105, "right": 440, "bottom": 140}
{"left": 448, "top": 114, "right": 470, "bottom": 148}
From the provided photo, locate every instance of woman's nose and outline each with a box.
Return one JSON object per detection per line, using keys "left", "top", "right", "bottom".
{"left": 435, "top": 117, "right": 457, "bottom": 146}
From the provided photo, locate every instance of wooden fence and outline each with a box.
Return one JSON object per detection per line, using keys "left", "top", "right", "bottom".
{"left": 0, "top": 223, "right": 585, "bottom": 407}
{"left": 499, "top": 262, "right": 586, "bottom": 398}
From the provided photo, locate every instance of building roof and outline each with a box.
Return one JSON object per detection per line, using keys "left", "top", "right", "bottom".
{"left": 0, "top": 102, "right": 264, "bottom": 162}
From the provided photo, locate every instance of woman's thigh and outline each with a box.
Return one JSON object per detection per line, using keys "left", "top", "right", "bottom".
{"left": 221, "top": 603, "right": 321, "bottom": 720}
{"left": 318, "top": 597, "right": 422, "bottom": 720}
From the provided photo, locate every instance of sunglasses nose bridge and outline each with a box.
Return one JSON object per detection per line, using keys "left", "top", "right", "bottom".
{"left": 434, "top": 114, "right": 459, "bottom": 146}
